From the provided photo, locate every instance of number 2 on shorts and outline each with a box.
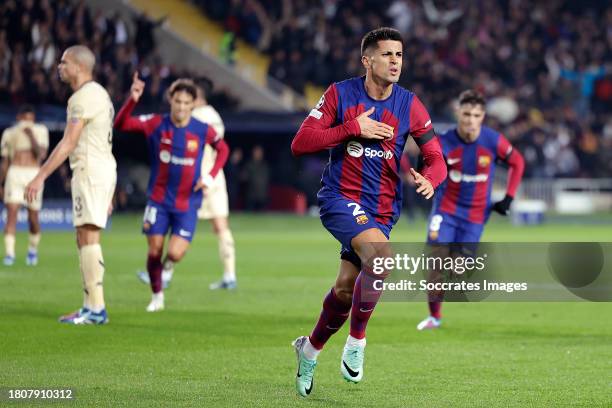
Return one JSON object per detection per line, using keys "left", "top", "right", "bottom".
{"left": 347, "top": 202, "right": 365, "bottom": 216}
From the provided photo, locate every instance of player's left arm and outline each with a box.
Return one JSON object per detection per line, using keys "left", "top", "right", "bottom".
{"left": 492, "top": 134, "right": 525, "bottom": 215}
{"left": 0, "top": 158, "right": 8, "bottom": 198}
{"left": 194, "top": 126, "right": 230, "bottom": 191}
{"left": 408, "top": 96, "right": 447, "bottom": 199}
{"left": 24, "top": 118, "right": 85, "bottom": 203}
{"left": 208, "top": 109, "right": 225, "bottom": 139}
{"left": 0, "top": 130, "right": 10, "bottom": 188}
{"left": 24, "top": 127, "right": 47, "bottom": 161}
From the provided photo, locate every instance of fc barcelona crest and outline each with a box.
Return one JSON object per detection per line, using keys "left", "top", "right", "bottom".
{"left": 355, "top": 215, "right": 369, "bottom": 225}
{"left": 478, "top": 155, "right": 491, "bottom": 167}
{"left": 187, "top": 139, "right": 199, "bottom": 152}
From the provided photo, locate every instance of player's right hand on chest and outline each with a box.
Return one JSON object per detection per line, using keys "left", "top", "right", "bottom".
{"left": 356, "top": 107, "right": 394, "bottom": 140}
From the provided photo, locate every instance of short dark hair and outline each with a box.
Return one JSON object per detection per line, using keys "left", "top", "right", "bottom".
{"left": 17, "top": 104, "right": 35, "bottom": 115}
{"left": 167, "top": 78, "right": 197, "bottom": 100}
{"left": 193, "top": 76, "right": 213, "bottom": 99}
{"left": 458, "top": 90, "right": 486, "bottom": 107}
{"left": 361, "top": 27, "right": 403, "bottom": 55}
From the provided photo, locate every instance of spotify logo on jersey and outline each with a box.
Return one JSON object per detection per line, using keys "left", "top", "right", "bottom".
{"left": 159, "top": 150, "right": 171, "bottom": 163}
{"left": 346, "top": 141, "right": 364, "bottom": 158}
{"left": 346, "top": 141, "right": 394, "bottom": 160}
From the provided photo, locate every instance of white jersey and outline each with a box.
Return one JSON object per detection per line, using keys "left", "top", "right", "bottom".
{"left": 66, "top": 81, "right": 116, "bottom": 172}
{"left": 1, "top": 120, "right": 49, "bottom": 161}
{"left": 191, "top": 104, "right": 224, "bottom": 174}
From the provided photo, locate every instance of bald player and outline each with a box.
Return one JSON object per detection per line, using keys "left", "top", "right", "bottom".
{"left": 0, "top": 105, "right": 49, "bottom": 266}
{"left": 25, "top": 45, "right": 116, "bottom": 325}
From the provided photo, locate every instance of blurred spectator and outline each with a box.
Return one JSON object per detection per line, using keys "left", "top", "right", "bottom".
{"left": 225, "top": 147, "right": 243, "bottom": 209}
{"left": 133, "top": 12, "right": 166, "bottom": 61}
{"left": 220, "top": 31, "right": 237, "bottom": 66}
{"left": 243, "top": 145, "right": 269, "bottom": 211}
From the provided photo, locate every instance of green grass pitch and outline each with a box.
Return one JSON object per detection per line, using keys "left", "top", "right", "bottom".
{"left": 1, "top": 214, "right": 611, "bottom": 407}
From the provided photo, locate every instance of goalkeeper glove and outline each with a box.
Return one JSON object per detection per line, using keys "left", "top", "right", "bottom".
{"left": 493, "top": 194, "right": 513, "bottom": 216}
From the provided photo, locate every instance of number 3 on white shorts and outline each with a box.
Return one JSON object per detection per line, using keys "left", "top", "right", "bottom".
{"left": 347, "top": 202, "right": 365, "bottom": 216}
{"left": 429, "top": 214, "right": 443, "bottom": 232}
{"left": 143, "top": 205, "right": 157, "bottom": 225}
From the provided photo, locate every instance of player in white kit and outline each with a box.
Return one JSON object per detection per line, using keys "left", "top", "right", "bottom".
{"left": 25, "top": 45, "right": 116, "bottom": 325}
{"left": 192, "top": 78, "right": 237, "bottom": 290}
{"left": 1, "top": 105, "right": 49, "bottom": 266}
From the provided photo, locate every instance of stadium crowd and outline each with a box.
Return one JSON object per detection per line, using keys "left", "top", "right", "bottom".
{"left": 198, "top": 0, "right": 612, "bottom": 178}
{"left": 0, "top": 0, "right": 236, "bottom": 111}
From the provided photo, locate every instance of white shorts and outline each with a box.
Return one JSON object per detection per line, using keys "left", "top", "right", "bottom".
{"left": 198, "top": 171, "right": 229, "bottom": 220}
{"left": 3, "top": 166, "right": 42, "bottom": 210}
{"left": 71, "top": 169, "right": 116, "bottom": 228}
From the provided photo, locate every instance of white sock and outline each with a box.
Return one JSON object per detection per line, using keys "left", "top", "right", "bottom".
{"left": 4, "top": 234, "right": 15, "bottom": 258}
{"left": 161, "top": 258, "right": 174, "bottom": 281}
{"left": 346, "top": 335, "right": 366, "bottom": 348}
{"left": 28, "top": 233, "right": 41, "bottom": 253}
{"left": 303, "top": 337, "right": 321, "bottom": 360}
{"left": 218, "top": 229, "right": 236, "bottom": 282}
{"left": 162, "top": 258, "right": 174, "bottom": 274}
{"left": 78, "top": 250, "right": 91, "bottom": 310}
{"left": 80, "top": 244, "right": 105, "bottom": 311}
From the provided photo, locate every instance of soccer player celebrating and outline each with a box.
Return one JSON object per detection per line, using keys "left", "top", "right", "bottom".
{"left": 137, "top": 77, "right": 238, "bottom": 290}
{"left": 1, "top": 105, "right": 49, "bottom": 266}
{"left": 290, "top": 27, "right": 447, "bottom": 396}
{"left": 114, "top": 74, "right": 229, "bottom": 312}
{"left": 25, "top": 45, "right": 116, "bottom": 324}
{"left": 416, "top": 90, "right": 525, "bottom": 331}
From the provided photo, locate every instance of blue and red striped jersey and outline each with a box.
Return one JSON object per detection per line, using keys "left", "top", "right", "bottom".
{"left": 114, "top": 97, "right": 222, "bottom": 211}
{"left": 433, "top": 126, "right": 514, "bottom": 224}
{"left": 296, "top": 76, "right": 439, "bottom": 226}
{"left": 143, "top": 115, "right": 218, "bottom": 211}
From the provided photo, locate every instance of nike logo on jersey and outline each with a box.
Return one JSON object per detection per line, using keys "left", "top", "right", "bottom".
{"left": 178, "top": 229, "right": 191, "bottom": 237}
{"left": 342, "top": 361, "right": 360, "bottom": 378}
{"left": 447, "top": 158, "right": 461, "bottom": 165}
